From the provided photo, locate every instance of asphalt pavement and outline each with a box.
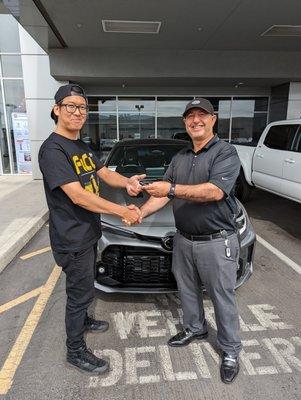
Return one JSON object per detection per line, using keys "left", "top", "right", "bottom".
{"left": 0, "top": 188, "right": 300, "bottom": 400}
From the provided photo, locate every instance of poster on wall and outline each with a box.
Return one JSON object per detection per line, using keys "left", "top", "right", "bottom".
{"left": 11, "top": 112, "right": 32, "bottom": 174}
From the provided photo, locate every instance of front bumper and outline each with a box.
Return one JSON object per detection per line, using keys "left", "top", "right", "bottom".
{"left": 95, "top": 226, "right": 256, "bottom": 294}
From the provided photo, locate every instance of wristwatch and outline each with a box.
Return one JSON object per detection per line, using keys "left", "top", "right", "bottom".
{"left": 167, "top": 183, "right": 176, "bottom": 199}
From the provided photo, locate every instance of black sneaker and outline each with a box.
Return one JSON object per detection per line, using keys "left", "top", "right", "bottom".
{"left": 85, "top": 315, "right": 109, "bottom": 332}
{"left": 67, "top": 345, "right": 109, "bottom": 373}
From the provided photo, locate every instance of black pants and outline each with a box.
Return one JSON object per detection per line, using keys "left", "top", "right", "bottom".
{"left": 53, "top": 244, "right": 97, "bottom": 351}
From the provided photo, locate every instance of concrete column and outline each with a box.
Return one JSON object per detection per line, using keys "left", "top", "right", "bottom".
{"left": 18, "top": 25, "right": 66, "bottom": 179}
{"left": 287, "top": 82, "right": 301, "bottom": 120}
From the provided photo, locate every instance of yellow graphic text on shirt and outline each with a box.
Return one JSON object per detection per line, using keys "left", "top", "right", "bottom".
{"left": 72, "top": 153, "right": 100, "bottom": 196}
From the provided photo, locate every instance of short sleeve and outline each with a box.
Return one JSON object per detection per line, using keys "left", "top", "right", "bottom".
{"left": 209, "top": 145, "right": 241, "bottom": 196}
{"left": 163, "top": 156, "right": 175, "bottom": 183}
{"left": 39, "top": 147, "right": 79, "bottom": 190}
{"left": 93, "top": 151, "right": 104, "bottom": 172}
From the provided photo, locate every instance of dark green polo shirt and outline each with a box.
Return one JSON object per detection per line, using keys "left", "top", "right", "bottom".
{"left": 163, "top": 135, "right": 241, "bottom": 235}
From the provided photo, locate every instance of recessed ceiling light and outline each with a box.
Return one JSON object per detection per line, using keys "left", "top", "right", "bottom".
{"left": 102, "top": 20, "right": 161, "bottom": 34}
{"left": 261, "top": 25, "right": 301, "bottom": 37}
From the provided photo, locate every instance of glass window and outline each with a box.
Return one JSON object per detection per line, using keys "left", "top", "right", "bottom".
{"left": 107, "top": 142, "right": 187, "bottom": 178}
{"left": 0, "top": 85, "right": 11, "bottom": 173}
{"left": 251, "top": 113, "right": 269, "bottom": 145}
{"left": 231, "top": 98, "right": 268, "bottom": 145}
{"left": 292, "top": 128, "right": 301, "bottom": 152}
{"left": 118, "top": 97, "right": 155, "bottom": 112}
{"left": 157, "top": 97, "right": 192, "bottom": 139}
{"left": 3, "top": 80, "right": 29, "bottom": 173}
{"left": 295, "top": 132, "right": 301, "bottom": 152}
{"left": 81, "top": 97, "right": 118, "bottom": 160}
{"left": 119, "top": 113, "right": 155, "bottom": 140}
{"left": 213, "top": 99, "right": 231, "bottom": 140}
{"left": 81, "top": 112, "right": 118, "bottom": 160}
{"left": 87, "top": 96, "right": 116, "bottom": 112}
{"left": 233, "top": 96, "right": 268, "bottom": 112}
{"left": 118, "top": 97, "right": 155, "bottom": 140}
{"left": 200, "top": 97, "right": 228, "bottom": 113}
{"left": 231, "top": 99, "right": 255, "bottom": 145}
{"left": 157, "top": 97, "right": 231, "bottom": 140}
{"left": 4, "top": 80, "right": 26, "bottom": 113}
{"left": 0, "top": 15, "right": 21, "bottom": 53}
{"left": 264, "top": 124, "right": 299, "bottom": 151}
{"left": 1, "top": 55, "right": 23, "bottom": 77}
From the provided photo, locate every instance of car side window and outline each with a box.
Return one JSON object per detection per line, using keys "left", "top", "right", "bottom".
{"left": 263, "top": 124, "right": 299, "bottom": 150}
{"left": 292, "top": 127, "right": 301, "bottom": 152}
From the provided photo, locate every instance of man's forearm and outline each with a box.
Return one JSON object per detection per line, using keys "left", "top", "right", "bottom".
{"left": 97, "top": 166, "right": 144, "bottom": 196}
{"left": 140, "top": 196, "right": 170, "bottom": 218}
{"left": 99, "top": 167, "right": 128, "bottom": 188}
{"left": 65, "top": 184, "right": 127, "bottom": 217}
{"left": 174, "top": 182, "right": 224, "bottom": 202}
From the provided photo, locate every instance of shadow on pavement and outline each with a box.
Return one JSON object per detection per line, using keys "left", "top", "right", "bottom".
{"left": 243, "top": 189, "right": 301, "bottom": 240}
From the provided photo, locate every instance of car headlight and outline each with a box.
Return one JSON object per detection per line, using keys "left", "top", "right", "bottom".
{"left": 101, "top": 221, "right": 137, "bottom": 239}
{"left": 235, "top": 207, "right": 247, "bottom": 237}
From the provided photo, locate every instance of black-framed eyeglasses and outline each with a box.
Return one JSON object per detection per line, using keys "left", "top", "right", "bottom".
{"left": 60, "top": 103, "right": 89, "bottom": 115}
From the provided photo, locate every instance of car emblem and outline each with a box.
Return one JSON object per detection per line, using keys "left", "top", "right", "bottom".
{"left": 161, "top": 235, "right": 174, "bottom": 251}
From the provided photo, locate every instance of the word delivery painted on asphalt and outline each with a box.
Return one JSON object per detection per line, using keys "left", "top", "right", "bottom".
{"left": 89, "top": 300, "right": 301, "bottom": 388}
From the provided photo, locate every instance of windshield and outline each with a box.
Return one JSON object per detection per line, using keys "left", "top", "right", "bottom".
{"left": 107, "top": 143, "right": 187, "bottom": 178}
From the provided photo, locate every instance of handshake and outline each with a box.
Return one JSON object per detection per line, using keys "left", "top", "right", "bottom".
{"left": 121, "top": 204, "right": 143, "bottom": 226}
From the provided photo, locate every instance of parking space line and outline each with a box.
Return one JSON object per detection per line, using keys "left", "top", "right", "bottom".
{"left": 257, "top": 235, "right": 301, "bottom": 275}
{"left": 20, "top": 246, "right": 51, "bottom": 260}
{"left": 0, "top": 264, "right": 62, "bottom": 395}
{"left": 0, "top": 287, "right": 43, "bottom": 315}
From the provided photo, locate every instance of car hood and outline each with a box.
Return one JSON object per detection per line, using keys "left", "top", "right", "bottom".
{"left": 100, "top": 183, "right": 175, "bottom": 233}
{"left": 99, "top": 183, "right": 245, "bottom": 236}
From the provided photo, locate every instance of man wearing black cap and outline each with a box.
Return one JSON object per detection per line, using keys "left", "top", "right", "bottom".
{"left": 39, "top": 84, "right": 144, "bottom": 373}
{"left": 140, "top": 98, "right": 242, "bottom": 384}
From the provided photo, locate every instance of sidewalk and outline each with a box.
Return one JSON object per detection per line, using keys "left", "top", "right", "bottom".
{"left": 0, "top": 175, "right": 48, "bottom": 274}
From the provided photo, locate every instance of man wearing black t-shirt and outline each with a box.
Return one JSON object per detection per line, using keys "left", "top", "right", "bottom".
{"left": 39, "top": 84, "right": 143, "bottom": 374}
{"left": 140, "top": 98, "right": 242, "bottom": 384}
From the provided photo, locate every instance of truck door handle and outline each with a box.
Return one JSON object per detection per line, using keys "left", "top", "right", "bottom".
{"left": 255, "top": 153, "right": 263, "bottom": 158}
{"left": 284, "top": 158, "right": 295, "bottom": 164}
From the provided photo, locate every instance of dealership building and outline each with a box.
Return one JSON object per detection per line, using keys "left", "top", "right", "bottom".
{"left": 1, "top": 0, "right": 301, "bottom": 178}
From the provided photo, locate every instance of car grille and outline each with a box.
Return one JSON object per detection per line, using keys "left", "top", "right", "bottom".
{"left": 97, "top": 245, "right": 246, "bottom": 288}
{"left": 99, "top": 245, "right": 176, "bottom": 287}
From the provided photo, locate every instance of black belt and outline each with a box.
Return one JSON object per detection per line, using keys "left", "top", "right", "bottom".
{"left": 178, "top": 230, "right": 234, "bottom": 241}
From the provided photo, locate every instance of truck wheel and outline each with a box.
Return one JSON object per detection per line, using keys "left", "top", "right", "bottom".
{"left": 235, "top": 171, "right": 253, "bottom": 202}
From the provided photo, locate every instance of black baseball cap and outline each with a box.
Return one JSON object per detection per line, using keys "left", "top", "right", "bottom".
{"left": 51, "top": 84, "right": 87, "bottom": 120}
{"left": 183, "top": 98, "right": 214, "bottom": 118}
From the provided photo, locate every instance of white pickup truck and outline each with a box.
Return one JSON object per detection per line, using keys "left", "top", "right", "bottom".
{"left": 234, "top": 119, "right": 301, "bottom": 203}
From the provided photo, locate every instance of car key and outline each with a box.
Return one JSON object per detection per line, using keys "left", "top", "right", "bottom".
{"left": 140, "top": 178, "right": 159, "bottom": 186}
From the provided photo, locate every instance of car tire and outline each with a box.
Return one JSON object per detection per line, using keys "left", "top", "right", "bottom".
{"left": 235, "top": 170, "right": 253, "bottom": 202}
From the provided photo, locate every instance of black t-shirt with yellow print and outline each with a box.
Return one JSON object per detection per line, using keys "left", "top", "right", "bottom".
{"left": 38, "top": 132, "right": 104, "bottom": 253}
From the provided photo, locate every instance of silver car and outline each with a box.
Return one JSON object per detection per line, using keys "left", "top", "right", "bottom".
{"left": 95, "top": 139, "right": 256, "bottom": 293}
